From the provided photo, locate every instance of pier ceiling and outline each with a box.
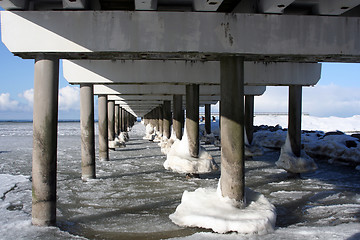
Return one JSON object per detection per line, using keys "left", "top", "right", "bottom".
{"left": 1, "top": 11, "right": 360, "bottom": 62}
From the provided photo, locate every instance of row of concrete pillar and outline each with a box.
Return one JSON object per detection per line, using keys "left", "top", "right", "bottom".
{"left": 31, "top": 56, "right": 136, "bottom": 225}
{"left": 31, "top": 56, "right": 303, "bottom": 227}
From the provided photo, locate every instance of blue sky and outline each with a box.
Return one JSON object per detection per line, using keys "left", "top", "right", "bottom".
{"left": 1, "top": 9, "right": 360, "bottom": 120}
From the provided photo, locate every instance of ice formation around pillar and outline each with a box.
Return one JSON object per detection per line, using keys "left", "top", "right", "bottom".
{"left": 170, "top": 184, "right": 276, "bottom": 234}
{"left": 163, "top": 124, "right": 218, "bottom": 174}
{"left": 275, "top": 133, "right": 318, "bottom": 173}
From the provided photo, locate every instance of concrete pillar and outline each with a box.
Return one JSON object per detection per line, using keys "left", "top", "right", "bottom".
{"left": 115, "top": 104, "right": 120, "bottom": 136}
{"left": 80, "top": 83, "right": 95, "bottom": 181}
{"left": 173, "top": 94, "right": 183, "bottom": 140}
{"left": 245, "top": 95, "right": 255, "bottom": 145}
{"left": 220, "top": 56, "right": 245, "bottom": 208}
{"left": 155, "top": 107, "right": 160, "bottom": 132}
{"left": 186, "top": 84, "right": 199, "bottom": 158}
{"left": 98, "top": 95, "right": 109, "bottom": 161}
{"left": 205, "top": 104, "right": 211, "bottom": 135}
{"left": 125, "top": 110, "right": 128, "bottom": 131}
{"left": 159, "top": 106, "right": 163, "bottom": 136}
{"left": 32, "top": 56, "right": 59, "bottom": 226}
{"left": 163, "top": 100, "right": 171, "bottom": 139}
{"left": 121, "top": 107, "right": 125, "bottom": 132}
{"left": 288, "top": 86, "right": 302, "bottom": 157}
{"left": 108, "top": 100, "right": 115, "bottom": 141}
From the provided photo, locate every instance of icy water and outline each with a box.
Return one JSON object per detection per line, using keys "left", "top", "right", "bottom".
{"left": 0, "top": 121, "right": 360, "bottom": 239}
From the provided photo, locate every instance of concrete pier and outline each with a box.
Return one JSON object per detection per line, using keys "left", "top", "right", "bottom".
{"left": 220, "top": 57, "right": 245, "bottom": 207}
{"left": 173, "top": 95, "right": 183, "bottom": 140}
{"left": 80, "top": 83, "right": 96, "bottom": 181}
{"left": 108, "top": 100, "right": 115, "bottom": 141}
{"left": 121, "top": 107, "right": 125, "bottom": 132}
{"left": 186, "top": 84, "right": 199, "bottom": 158}
{"left": 163, "top": 100, "right": 171, "bottom": 139}
{"left": 205, "top": 104, "right": 211, "bottom": 135}
{"left": 98, "top": 95, "right": 109, "bottom": 161}
{"left": 115, "top": 104, "right": 119, "bottom": 136}
{"left": 288, "top": 86, "right": 302, "bottom": 157}
{"left": 245, "top": 95, "right": 255, "bottom": 145}
{"left": 32, "top": 56, "right": 59, "bottom": 226}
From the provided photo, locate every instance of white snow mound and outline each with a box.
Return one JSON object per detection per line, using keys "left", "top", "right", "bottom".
{"left": 170, "top": 187, "right": 276, "bottom": 234}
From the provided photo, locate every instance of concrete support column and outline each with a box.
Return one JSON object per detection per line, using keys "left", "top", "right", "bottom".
{"left": 288, "top": 86, "right": 302, "bottom": 157}
{"left": 121, "top": 107, "right": 125, "bottom": 132}
{"left": 125, "top": 110, "right": 128, "bottom": 131}
{"left": 98, "top": 95, "right": 109, "bottom": 161}
{"left": 115, "top": 104, "right": 120, "bottom": 136}
{"left": 155, "top": 108, "right": 160, "bottom": 132}
{"left": 163, "top": 100, "right": 171, "bottom": 139}
{"left": 159, "top": 106, "right": 163, "bottom": 136}
{"left": 205, "top": 104, "right": 211, "bottom": 135}
{"left": 245, "top": 95, "right": 255, "bottom": 145}
{"left": 186, "top": 84, "right": 199, "bottom": 158}
{"left": 80, "top": 83, "right": 95, "bottom": 181}
{"left": 173, "top": 95, "right": 183, "bottom": 140}
{"left": 32, "top": 56, "right": 59, "bottom": 226}
{"left": 220, "top": 56, "right": 245, "bottom": 207}
{"left": 108, "top": 100, "right": 115, "bottom": 141}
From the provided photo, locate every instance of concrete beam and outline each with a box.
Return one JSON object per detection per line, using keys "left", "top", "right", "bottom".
{"left": 258, "top": 0, "right": 295, "bottom": 14}
{"left": 135, "top": 0, "right": 157, "bottom": 10}
{"left": 314, "top": 0, "right": 360, "bottom": 15}
{"left": 2, "top": 11, "right": 360, "bottom": 62}
{"left": 63, "top": 60, "right": 321, "bottom": 86}
{"left": 93, "top": 84, "right": 266, "bottom": 96}
{"left": 193, "top": 0, "right": 223, "bottom": 12}
{"left": 108, "top": 95, "right": 221, "bottom": 102}
{"left": 0, "top": 0, "right": 27, "bottom": 10}
{"left": 62, "top": 0, "right": 87, "bottom": 9}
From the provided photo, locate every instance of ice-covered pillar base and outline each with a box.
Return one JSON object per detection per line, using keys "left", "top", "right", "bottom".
{"left": 144, "top": 108, "right": 156, "bottom": 140}
{"left": 98, "top": 95, "right": 109, "bottom": 161}
{"left": 164, "top": 85, "right": 218, "bottom": 174}
{"left": 80, "top": 83, "right": 95, "bottom": 181}
{"left": 32, "top": 55, "right": 59, "bottom": 226}
{"left": 244, "top": 95, "right": 263, "bottom": 157}
{"left": 160, "top": 100, "right": 174, "bottom": 154}
{"left": 186, "top": 84, "right": 200, "bottom": 158}
{"left": 276, "top": 86, "right": 317, "bottom": 174}
{"left": 173, "top": 94, "right": 183, "bottom": 140}
{"left": 220, "top": 56, "right": 245, "bottom": 208}
{"left": 163, "top": 100, "right": 171, "bottom": 139}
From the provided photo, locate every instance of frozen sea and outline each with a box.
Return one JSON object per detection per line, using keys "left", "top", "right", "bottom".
{"left": 0, "top": 118, "right": 360, "bottom": 240}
